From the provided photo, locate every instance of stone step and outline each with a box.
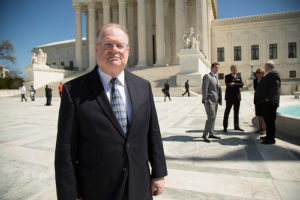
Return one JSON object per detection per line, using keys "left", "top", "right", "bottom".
{"left": 29, "top": 65, "right": 197, "bottom": 97}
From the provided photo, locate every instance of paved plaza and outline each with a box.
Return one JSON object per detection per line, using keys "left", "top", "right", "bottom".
{"left": 0, "top": 92, "right": 300, "bottom": 200}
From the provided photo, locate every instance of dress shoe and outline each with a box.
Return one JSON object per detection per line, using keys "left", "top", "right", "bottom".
{"left": 202, "top": 136, "right": 211, "bottom": 143}
{"left": 260, "top": 136, "right": 267, "bottom": 140}
{"left": 223, "top": 129, "right": 227, "bottom": 133}
{"left": 234, "top": 127, "right": 244, "bottom": 131}
{"left": 261, "top": 139, "right": 275, "bottom": 144}
{"left": 209, "top": 135, "right": 221, "bottom": 139}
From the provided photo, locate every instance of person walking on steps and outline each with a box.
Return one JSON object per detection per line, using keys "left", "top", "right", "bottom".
{"left": 182, "top": 80, "right": 190, "bottom": 97}
{"left": 164, "top": 80, "right": 171, "bottom": 102}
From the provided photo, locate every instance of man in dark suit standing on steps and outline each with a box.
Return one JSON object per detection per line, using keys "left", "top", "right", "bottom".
{"left": 223, "top": 65, "right": 244, "bottom": 133}
{"left": 55, "top": 23, "right": 167, "bottom": 200}
{"left": 256, "top": 61, "right": 281, "bottom": 144}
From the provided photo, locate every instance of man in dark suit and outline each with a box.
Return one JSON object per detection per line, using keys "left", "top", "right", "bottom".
{"left": 223, "top": 65, "right": 244, "bottom": 133}
{"left": 164, "top": 80, "right": 171, "bottom": 101}
{"left": 182, "top": 80, "right": 190, "bottom": 97}
{"left": 55, "top": 23, "right": 167, "bottom": 200}
{"left": 45, "top": 85, "right": 52, "bottom": 106}
{"left": 202, "top": 63, "right": 222, "bottom": 143}
{"left": 256, "top": 61, "right": 281, "bottom": 144}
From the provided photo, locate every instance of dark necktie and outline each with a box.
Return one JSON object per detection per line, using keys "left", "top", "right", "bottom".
{"left": 110, "top": 78, "right": 127, "bottom": 135}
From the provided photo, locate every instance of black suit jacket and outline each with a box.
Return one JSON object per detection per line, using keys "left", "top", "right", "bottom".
{"left": 224, "top": 74, "right": 244, "bottom": 101}
{"left": 255, "top": 70, "right": 281, "bottom": 107}
{"left": 185, "top": 82, "right": 189, "bottom": 89}
{"left": 55, "top": 66, "right": 167, "bottom": 200}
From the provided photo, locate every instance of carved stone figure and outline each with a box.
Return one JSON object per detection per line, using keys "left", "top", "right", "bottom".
{"left": 183, "top": 27, "right": 200, "bottom": 49}
{"left": 31, "top": 52, "right": 38, "bottom": 64}
{"left": 37, "top": 49, "right": 47, "bottom": 65}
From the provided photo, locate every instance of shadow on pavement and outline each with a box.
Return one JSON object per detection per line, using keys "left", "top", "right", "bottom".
{"left": 185, "top": 130, "right": 203, "bottom": 133}
{"left": 163, "top": 135, "right": 202, "bottom": 142}
{"left": 216, "top": 137, "right": 255, "bottom": 146}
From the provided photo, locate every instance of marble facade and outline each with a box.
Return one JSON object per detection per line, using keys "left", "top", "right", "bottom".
{"left": 32, "top": 1, "right": 300, "bottom": 93}
{"left": 211, "top": 11, "right": 300, "bottom": 93}
{"left": 71, "top": 0, "right": 217, "bottom": 70}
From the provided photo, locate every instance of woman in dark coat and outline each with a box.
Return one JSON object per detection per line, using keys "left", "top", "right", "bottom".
{"left": 253, "top": 68, "right": 266, "bottom": 134}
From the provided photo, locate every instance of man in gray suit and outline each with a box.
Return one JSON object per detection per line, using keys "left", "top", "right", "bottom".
{"left": 202, "top": 63, "right": 222, "bottom": 143}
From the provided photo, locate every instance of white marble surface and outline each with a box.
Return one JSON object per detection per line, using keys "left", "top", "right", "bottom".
{"left": 0, "top": 92, "right": 300, "bottom": 199}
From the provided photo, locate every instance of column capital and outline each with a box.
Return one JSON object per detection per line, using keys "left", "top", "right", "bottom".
{"left": 87, "top": 1, "right": 96, "bottom": 9}
{"left": 103, "top": 0, "right": 110, "bottom": 6}
{"left": 72, "top": 3, "right": 81, "bottom": 10}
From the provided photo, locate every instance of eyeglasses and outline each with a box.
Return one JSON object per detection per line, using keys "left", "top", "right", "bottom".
{"left": 97, "top": 42, "right": 128, "bottom": 52}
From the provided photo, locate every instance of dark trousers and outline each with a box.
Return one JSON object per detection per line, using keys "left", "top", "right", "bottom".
{"left": 59, "top": 92, "right": 62, "bottom": 98}
{"left": 122, "top": 183, "right": 128, "bottom": 200}
{"left": 46, "top": 96, "right": 52, "bottom": 105}
{"left": 182, "top": 89, "right": 190, "bottom": 96}
{"left": 164, "top": 91, "right": 171, "bottom": 101}
{"left": 223, "top": 100, "right": 240, "bottom": 129}
{"left": 262, "top": 102, "right": 277, "bottom": 140}
{"left": 21, "top": 94, "right": 27, "bottom": 102}
{"left": 30, "top": 95, "right": 35, "bottom": 101}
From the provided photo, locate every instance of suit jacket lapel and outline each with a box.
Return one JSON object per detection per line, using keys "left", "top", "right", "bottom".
{"left": 88, "top": 66, "right": 126, "bottom": 139}
{"left": 124, "top": 71, "right": 137, "bottom": 136}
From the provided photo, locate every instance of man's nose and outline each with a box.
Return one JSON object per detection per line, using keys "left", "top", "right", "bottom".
{"left": 110, "top": 45, "right": 119, "bottom": 53}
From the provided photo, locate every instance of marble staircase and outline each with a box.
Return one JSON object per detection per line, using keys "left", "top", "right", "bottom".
{"left": 32, "top": 65, "right": 198, "bottom": 97}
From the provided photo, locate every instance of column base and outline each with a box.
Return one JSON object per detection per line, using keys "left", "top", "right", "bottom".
{"left": 135, "top": 63, "right": 147, "bottom": 68}
{"left": 154, "top": 62, "right": 166, "bottom": 67}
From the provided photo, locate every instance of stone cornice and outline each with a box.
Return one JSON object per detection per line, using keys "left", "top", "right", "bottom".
{"left": 36, "top": 38, "right": 87, "bottom": 48}
{"left": 212, "top": 10, "right": 300, "bottom": 26}
{"left": 211, "top": 0, "right": 218, "bottom": 19}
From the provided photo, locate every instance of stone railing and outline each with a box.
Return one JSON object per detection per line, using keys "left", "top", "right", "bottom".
{"left": 50, "top": 65, "right": 78, "bottom": 71}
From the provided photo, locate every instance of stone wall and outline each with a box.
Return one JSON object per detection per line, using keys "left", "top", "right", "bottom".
{"left": 211, "top": 11, "right": 300, "bottom": 94}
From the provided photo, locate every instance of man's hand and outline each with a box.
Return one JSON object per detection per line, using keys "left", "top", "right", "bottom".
{"left": 265, "top": 98, "right": 270, "bottom": 102}
{"left": 230, "top": 82, "right": 235, "bottom": 86}
{"left": 151, "top": 177, "right": 165, "bottom": 196}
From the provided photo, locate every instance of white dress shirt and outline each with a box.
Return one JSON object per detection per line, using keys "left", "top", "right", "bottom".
{"left": 210, "top": 72, "right": 220, "bottom": 87}
{"left": 20, "top": 86, "right": 26, "bottom": 94}
{"left": 97, "top": 68, "right": 132, "bottom": 124}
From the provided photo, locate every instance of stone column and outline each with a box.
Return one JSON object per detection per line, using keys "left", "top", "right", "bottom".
{"left": 73, "top": 4, "right": 83, "bottom": 70}
{"left": 103, "top": 0, "right": 110, "bottom": 24}
{"left": 175, "top": 0, "right": 185, "bottom": 61}
{"left": 118, "top": 0, "right": 127, "bottom": 27}
{"left": 98, "top": 6, "right": 103, "bottom": 28}
{"left": 164, "top": 0, "right": 171, "bottom": 65}
{"left": 155, "top": 0, "right": 165, "bottom": 66}
{"left": 88, "top": 2, "right": 96, "bottom": 69}
{"left": 127, "top": 2, "right": 136, "bottom": 67}
{"left": 135, "top": 0, "right": 147, "bottom": 67}
{"left": 112, "top": 6, "right": 119, "bottom": 23}
{"left": 196, "top": 0, "right": 208, "bottom": 58}
{"left": 145, "top": 0, "right": 153, "bottom": 66}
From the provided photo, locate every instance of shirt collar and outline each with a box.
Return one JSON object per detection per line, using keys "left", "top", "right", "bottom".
{"left": 97, "top": 67, "right": 125, "bottom": 90}
{"left": 265, "top": 69, "right": 274, "bottom": 76}
{"left": 210, "top": 71, "right": 216, "bottom": 77}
